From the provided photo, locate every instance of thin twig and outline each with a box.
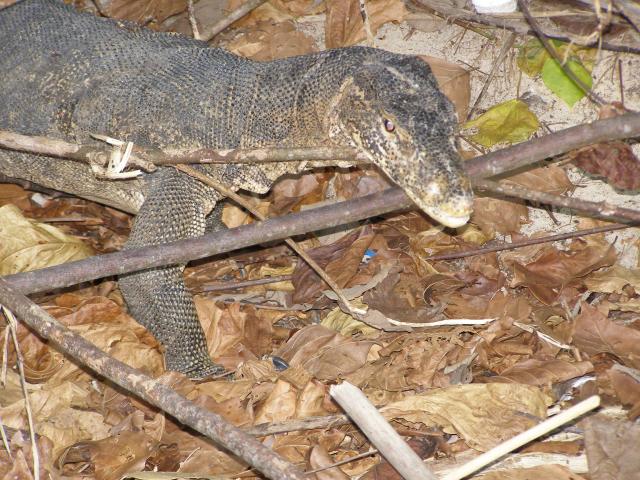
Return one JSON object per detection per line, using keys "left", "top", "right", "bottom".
{"left": 3, "top": 189, "right": 413, "bottom": 296}
{"left": 4, "top": 114, "right": 640, "bottom": 296}
{"left": 1, "top": 113, "right": 639, "bottom": 176}
{"left": 305, "top": 449, "right": 379, "bottom": 475}
{"left": 517, "top": 0, "right": 606, "bottom": 106}
{"left": 176, "top": 165, "right": 366, "bottom": 317}
{"left": 0, "top": 283, "right": 306, "bottom": 480}
{"left": 464, "top": 112, "right": 640, "bottom": 177}
{"left": 442, "top": 395, "right": 601, "bottom": 480}
{"left": 197, "top": 274, "right": 292, "bottom": 293}
{"left": 474, "top": 178, "right": 640, "bottom": 222}
{"left": 200, "top": 0, "right": 268, "bottom": 41}
{"left": 1, "top": 308, "right": 39, "bottom": 480}
{"left": 413, "top": 0, "right": 640, "bottom": 54}
{"left": 244, "top": 414, "right": 351, "bottom": 436}
{"left": 468, "top": 32, "right": 517, "bottom": 120}
{"left": 187, "top": 0, "right": 201, "bottom": 40}
{"left": 426, "top": 222, "right": 632, "bottom": 261}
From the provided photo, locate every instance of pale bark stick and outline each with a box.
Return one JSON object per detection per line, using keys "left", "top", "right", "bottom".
{"left": 330, "top": 382, "right": 437, "bottom": 480}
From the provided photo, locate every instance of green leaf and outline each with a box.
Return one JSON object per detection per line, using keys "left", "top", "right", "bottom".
{"left": 0, "top": 204, "right": 93, "bottom": 275}
{"left": 541, "top": 57, "right": 593, "bottom": 107}
{"left": 462, "top": 99, "right": 540, "bottom": 148}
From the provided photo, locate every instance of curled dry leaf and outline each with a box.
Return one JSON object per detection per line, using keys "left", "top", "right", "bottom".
{"left": 481, "top": 357, "right": 594, "bottom": 387}
{"left": 506, "top": 164, "right": 575, "bottom": 195}
{"left": 380, "top": 383, "right": 550, "bottom": 451}
{"left": 471, "top": 196, "right": 528, "bottom": 237}
{"left": 309, "top": 444, "right": 351, "bottom": 480}
{"left": 346, "top": 332, "right": 462, "bottom": 390}
{"left": 291, "top": 227, "right": 375, "bottom": 304}
{"left": 254, "top": 379, "right": 297, "bottom": 424}
{"left": 325, "top": 0, "right": 408, "bottom": 48}
{"left": 0, "top": 381, "right": 111, "bottom": 457}
{"left": 0, "top": 204, "right": 93, "bottom": 275}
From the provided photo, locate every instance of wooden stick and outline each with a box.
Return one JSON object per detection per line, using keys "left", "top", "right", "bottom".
{"left": 0, "top": 279, "right": 306, "bottom": 480}
{"left": 176, "top": 164, "right": 365, "bottom": 316}
{"left": 426, "top": 222, "right": 632, "bottom": 261}
{"left": 442, "top": 395, "right": 601, "bottom": 480}
{"left": 330, "top": 382, "right": 438, "bottom": 480}
{"left": 200, "top": 0, "right": 268, "bottom": 41}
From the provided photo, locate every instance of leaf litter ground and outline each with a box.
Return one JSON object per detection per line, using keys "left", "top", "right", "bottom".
{"left": 0, "top": 0, "right": 640, "bottom": 478}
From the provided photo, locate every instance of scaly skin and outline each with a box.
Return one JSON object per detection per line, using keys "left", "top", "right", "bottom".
{"left": 0, "top": 0, "right": 473, "bottom": 378}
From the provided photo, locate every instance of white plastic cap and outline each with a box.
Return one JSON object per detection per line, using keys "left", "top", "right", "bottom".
{"left": 472, "top": 0, "right": 517, "bottom": 13}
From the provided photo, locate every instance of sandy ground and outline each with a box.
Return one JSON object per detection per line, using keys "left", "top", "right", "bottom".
{"left": 297, "top": 14, "right": 640, "bottom": 266}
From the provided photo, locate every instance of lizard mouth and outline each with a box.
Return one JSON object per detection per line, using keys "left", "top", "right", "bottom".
{"left": 403, "top": 180, "right": 474, "bottom": 229}
{"left": 422, "top": 204, "right": 471, "bottom": 228}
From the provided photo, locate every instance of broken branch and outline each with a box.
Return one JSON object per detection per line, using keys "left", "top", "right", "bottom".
{"left": 0, "top": 279, "right": 306, "bottom": 480}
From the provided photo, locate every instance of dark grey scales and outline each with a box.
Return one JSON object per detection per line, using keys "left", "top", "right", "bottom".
{"left": 0, "top": 0, "right": 474, "bottom": 378}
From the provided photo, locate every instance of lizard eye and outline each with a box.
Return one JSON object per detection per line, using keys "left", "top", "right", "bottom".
{"left": 383, "top": 119, "right": 395, "bottom": 132}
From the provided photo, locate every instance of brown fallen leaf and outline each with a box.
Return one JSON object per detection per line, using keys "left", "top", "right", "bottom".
{"left": 481, "top": 357, "right": 594, "bottom": 387}
{"left": 94, "top": 0, "right": 186, "bottom": 23}
{"left": 0, "top": 204, "right": 93, "bottom": 275}
{"left": 478, "top": 464, "right": 587, "bottom": 479}
{"left": 226, "top": 20, "right": 317, "bottom": 61}
{"left": 572, "top": 303, "right": 640, "bottom": 370}
{"left": 584, "top": 415, "right": 640, "bottom": 480}
{"left": 380, "top": 383, "right": 550, "bottom": 451}
{"left": 471, "top": 197, "right": 528, "bottom": 237}
{"left": 506, "top": 164, "right": 575, "bottom": 195}
{"left": 419, "top": 56, "right": 470, "bottom": 121}
{"left": 583, "top": 264, "right": 640, "bottom": 294}
{"left": 291, "top": 227, "right": 375, "bottom": 304}
{"left": 511, "top": 238, "right": 617, "bottom": 305}
{"left": 58, "top": 431, "right": 158, "bottom": 480}
{"left": 309, "top": 444, "right": 351, "bottom": 479}
{"left": 276, "top": 325, "right": 374, "bottom": 380}
{"left": 325, "top": 0, "right": 407, "bottom": 48}
{"left": 572, "top": 141, "right": 640, "bottom": 190}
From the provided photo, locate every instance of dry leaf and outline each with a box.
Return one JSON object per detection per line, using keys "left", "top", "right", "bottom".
{"left": 0, "top": 204, "right": 93, "bottom": 275}
{"left": 276, "top": 325, "right": 374, "bottom": 379}
{"left": 58, "top": 431, "right": 158, "bottom": 480}
{"left": 471, "top": 197, "right": 528, "bottom": 237}
{"left": 482, "top": 357, "right": 594, "bottom": 387}
{"left": 511, "top": 239, "right": 616, "bottom": 304}
{"left": 381, "top": 383, "right": 550, "bottom": 451}
{"left": 572, "top": 141, "right": 640, "bottom": 190}
{"left": 584, "top": 415, "right": 640, "bottom": 480}
{"left": 572, "top": 303, "right": 640, "bottom": 369}
{"left": 94, "top": 0, "right": 186, "bottom": 23}
{"left": 325, "top": 0, "right": 408, "bottom": 48}
{"left": 584, "top": 264, "right": 640, "bottom": 294}
{"left": 478, "top": 464, "right": 587, "bottom": 479}
{"left": 226, "top": 20, "right": 317, "bottom": 61}
{"left": 420, "top": 56, "right": 470, "bottom": 121}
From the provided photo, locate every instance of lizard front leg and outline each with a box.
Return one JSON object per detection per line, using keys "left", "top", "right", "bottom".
{"left": 119, "top": 168, "right": 223, "bottom": 378}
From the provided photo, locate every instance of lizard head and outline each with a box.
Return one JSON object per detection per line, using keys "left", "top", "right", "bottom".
{"left": 327, "top": 52, "right": 473, "bottom": 228}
